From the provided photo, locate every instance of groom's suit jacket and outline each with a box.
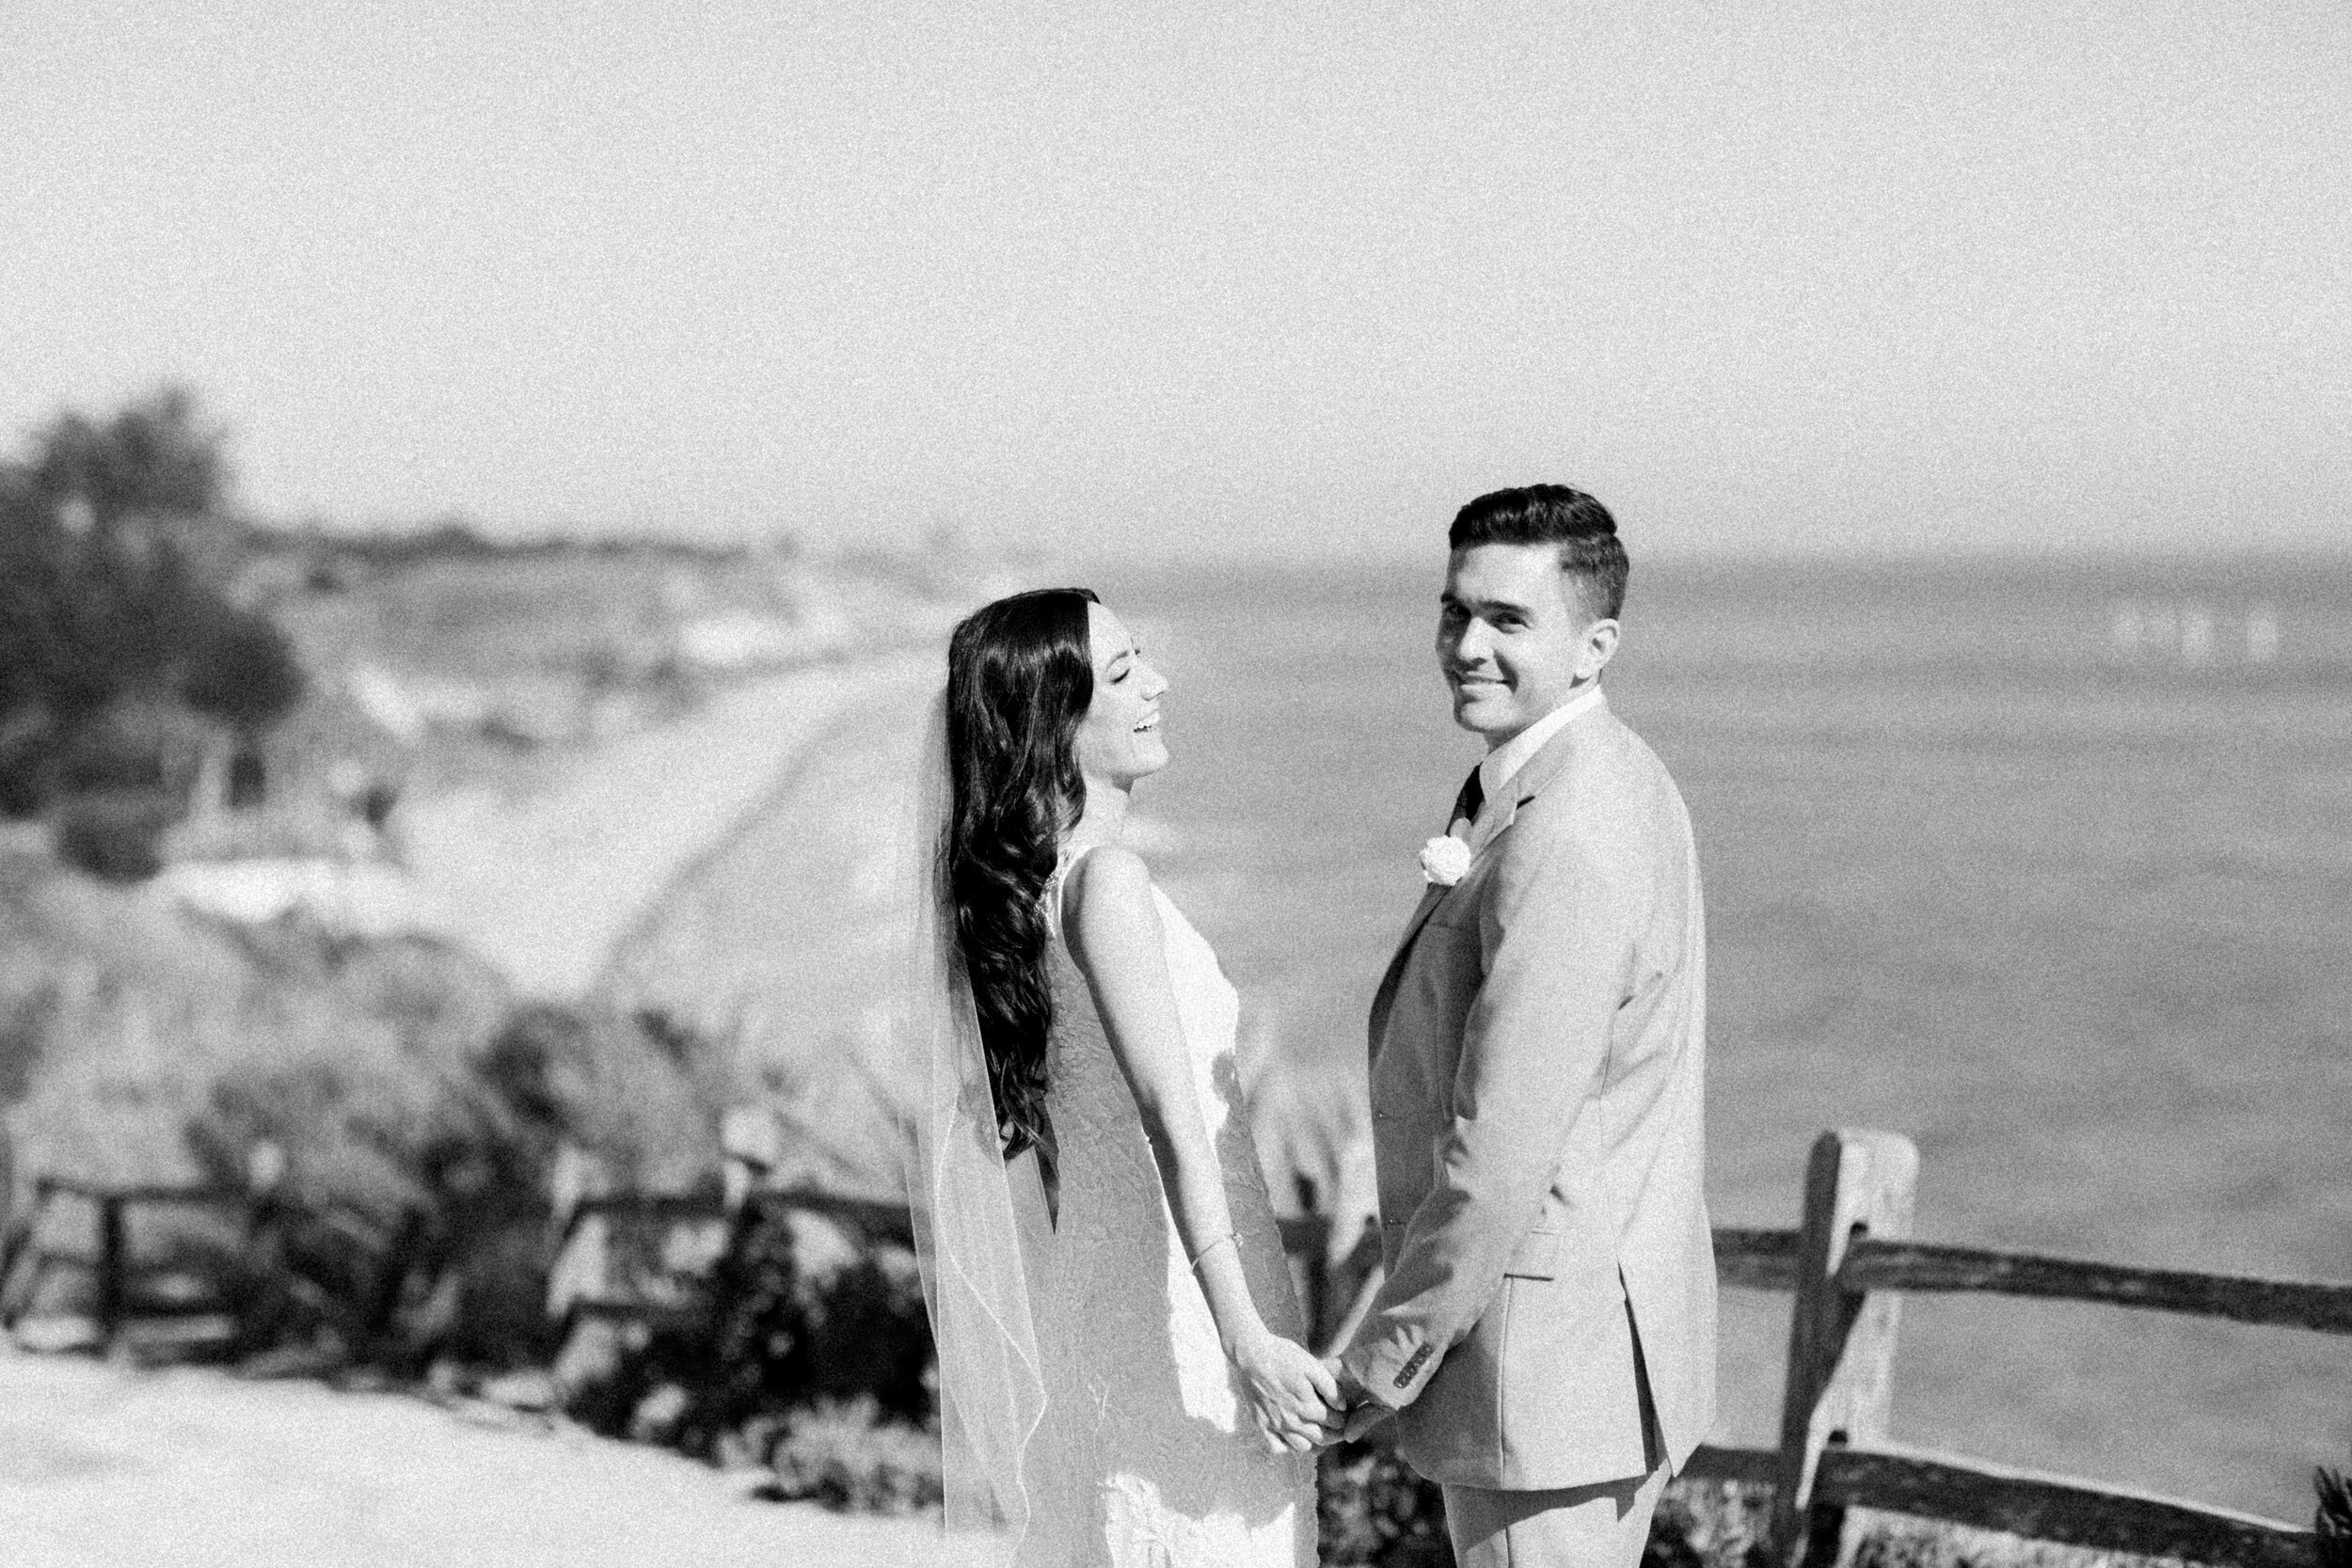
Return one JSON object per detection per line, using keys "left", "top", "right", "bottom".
{"left": 1340, "top": 694, "right": 1716, "bottom": 1491}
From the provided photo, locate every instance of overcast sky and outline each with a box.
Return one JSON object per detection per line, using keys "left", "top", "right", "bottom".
{"left": 6, "top": 2, "right": 2346, "bottom": 562}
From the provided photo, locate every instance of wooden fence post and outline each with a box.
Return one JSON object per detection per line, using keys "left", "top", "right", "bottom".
{"left": 367, "top": 1208, "right": 431, "bottom": 1338}
{"left": 546, "top": 1141, "right": 625, "bottom": 1402}
{"left": 0, "top": 1179, "right": 60, "bottom": 1328}
{"left": 0, "top": 1127, "right": 21, "bottom": 1292}
{"left": 548, "top": 1143, "right": 602, "bottom": 1241}
{"left": 96, "top": 1194, "right": 127, "bottom": 1349}
{"left": 1772, "top": 1129, "right": 1919, "bottom": 1567}
{"left": 547, "top": 1142, "right": 612, "bottom": 1317}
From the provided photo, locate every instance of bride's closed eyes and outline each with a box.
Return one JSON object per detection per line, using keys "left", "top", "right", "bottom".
{"left": 1075, "top": 603, "right": 1170, "bottom": 787}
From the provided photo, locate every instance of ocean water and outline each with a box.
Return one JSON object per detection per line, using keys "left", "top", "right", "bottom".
{"left": 1096, "top": 553, "right": 2352, "bottom": 1521}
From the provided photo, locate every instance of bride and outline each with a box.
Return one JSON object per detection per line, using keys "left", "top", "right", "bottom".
{"left": 902, "top": 586, "right": 1334, "bottom": 1565}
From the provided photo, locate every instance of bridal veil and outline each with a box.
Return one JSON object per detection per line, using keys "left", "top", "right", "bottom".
{"left": 895, "top": 691, "right": 1055, "bottom": 1552}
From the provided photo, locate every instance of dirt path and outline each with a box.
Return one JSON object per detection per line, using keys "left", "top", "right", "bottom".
{"left": 0, "top": 1347, "right": 996, "bottom": 1567}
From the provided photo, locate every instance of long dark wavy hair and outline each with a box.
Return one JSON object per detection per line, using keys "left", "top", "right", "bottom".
{"left": 945, "top": 586, "right": 1099, "bottom": 1161}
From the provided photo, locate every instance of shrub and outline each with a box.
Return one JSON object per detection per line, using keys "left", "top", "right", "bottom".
{"left": 0, "top": 724, "right": 51, "bottom": 818}
{"left": 1317, "top": 1435, "right": 1452, "bottom": 1567}
{"left": 1317, "top": 1453, "right": 1772, "bottom": 1568}
{"left": 0, "top": 867, "right": 732, "bottom": 1370}
{"left": 760, "top": 1395, "right": 943, "bottom": 1515}
{"left": 2312, "top": 1463, "right": 2349, "bottom": 1568}
{"left": 49, "top": 694, "right": 218, "bottom": 799}
{"left": 179, "top": 608, "right": 306, "bottom": 733}
{"left": 1650, "top": 1479, "right": 1774, "bottom": 1568}
{"left": 568, "top": 1200, "right": 931, "bottom": 1456}
{"left": 705, "top": 1206, "right": 930, "bottom": 1421}
{"left": 50, "top": 789, "right": 179, "bottom": 882}
{"left": 197, "top": 980, "right": 734, "bottom": 1369}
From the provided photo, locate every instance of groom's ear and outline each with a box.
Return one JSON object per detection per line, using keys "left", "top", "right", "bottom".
{"left": 1576, "top": 616, "right": 1621, "bottom": 682}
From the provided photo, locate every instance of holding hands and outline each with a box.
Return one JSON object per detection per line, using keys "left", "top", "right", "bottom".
{"left": 1232, "top": 1339, "right": 1398, "bottom": 1454}
{"left": 1232, "top": 1330, "right": 1346, "bottom": 1452}
{"left": 1323, "top": 1357, "right": 1392, "bottom": 1444}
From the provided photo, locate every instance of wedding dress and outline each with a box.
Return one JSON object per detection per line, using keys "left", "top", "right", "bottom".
{"left": 1017, "top": 846, "right": 1316, "bottom": 1568}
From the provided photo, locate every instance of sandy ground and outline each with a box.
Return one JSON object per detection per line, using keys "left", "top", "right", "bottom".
{"left": 0, "top": 1346, "right": 997, "bottom": 1568}
{"left": 397, "top": 650, "right": 935, "bottom": 997}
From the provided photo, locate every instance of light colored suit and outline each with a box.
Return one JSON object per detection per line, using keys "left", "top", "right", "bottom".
{"left": 1340, "top": 692, "right": 1716, "bottom": 1497}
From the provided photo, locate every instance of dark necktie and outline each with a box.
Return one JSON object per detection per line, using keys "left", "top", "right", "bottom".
{"left": 1449, "top": 767, "right": 1485, "bottom": 832}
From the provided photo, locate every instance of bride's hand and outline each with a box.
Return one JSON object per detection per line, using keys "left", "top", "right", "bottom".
{"left": 1231, "top": 1329, "right": 1344, "bottom": 1454}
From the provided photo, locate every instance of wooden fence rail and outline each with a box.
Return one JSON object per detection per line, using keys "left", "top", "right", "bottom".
{"left": 1710, "top": 1229, "right": 2352, "bottom": 1336}
{"left": 1713, "top": 1227, "right": 1804, "bottom": 1290}
{"left": 0, "top": 1179, "right": 251, "bottom": 1346}
{"left": 1836, "top": 1241, "right": 2352, "bottom": 1336}
{"left": 1814, "top": 1443, "right": 2320, "bottom": 1568}
{"left": 1699, "top": 1127, "right": 2339, "bottom": 1568}
{"left": 0, "top": 1150, "right": 425, "bottom": 1353}
{"left": 543, "top": 1120, "right": 2338, "bottom": 1567}
{"left": 10, "top": 1121, "right": 2338, "bottom": 1567}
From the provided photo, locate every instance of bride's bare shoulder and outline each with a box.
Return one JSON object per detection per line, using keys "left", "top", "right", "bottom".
{"left": 1061, "top": 845, "right": 1160, "bottom": 956}
{"left": 1065, "top": 842, "right": 1152, "bottom": 907}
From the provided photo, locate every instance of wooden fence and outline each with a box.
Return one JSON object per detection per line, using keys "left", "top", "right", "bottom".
{"left": 1687, "top": 1129, "right": 2345, "bottom": 1568}
{"left": 9, "top": 1120, "right": 2341, "bottom": 1568}
{"left": 542, "top": 1108, "right": 908, "bottom": 1337}
{"left": 539, "top": 1119, "right": 2345, "bottom": 1566}
{"left": 542, "top": 1108, "right": 1365, "bottom": 1353}
{"left": 0, "top": 1147, "right": 426, "bottom": 1354}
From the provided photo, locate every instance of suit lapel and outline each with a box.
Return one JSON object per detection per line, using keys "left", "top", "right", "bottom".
{"left": 1369, "top": 878, "right": 1446, "bottom": 1061}
{"left": 1392, "top": 876, "right": 1451, "bottom": 955}
{"left": 1368, "top": 697, "right": 1615, "bottom": 1063}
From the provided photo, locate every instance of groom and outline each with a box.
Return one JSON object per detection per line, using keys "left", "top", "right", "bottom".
{"left": 1327, "top": 485, "right": 1717, "bottom": 1568}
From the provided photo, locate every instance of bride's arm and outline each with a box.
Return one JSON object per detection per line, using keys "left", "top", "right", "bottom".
{"left": 1062, "top": 846, "right": 1341, "bottom": 1452}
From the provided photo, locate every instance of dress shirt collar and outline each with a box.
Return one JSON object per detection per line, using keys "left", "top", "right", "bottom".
{"left": 1479, "top": 684, "right": 1608, "bottom": 805}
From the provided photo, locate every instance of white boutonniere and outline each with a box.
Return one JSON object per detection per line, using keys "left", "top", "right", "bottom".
{"left": 1420, "top": 835, "right": 1472, "bottom": 887}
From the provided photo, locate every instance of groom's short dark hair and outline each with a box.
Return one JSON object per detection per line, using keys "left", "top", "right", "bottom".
{"left": 1449, "top": 484, "right": 1629, "bottom": 621}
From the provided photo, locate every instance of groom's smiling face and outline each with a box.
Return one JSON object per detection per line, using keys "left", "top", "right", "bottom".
{"left": 1438, "top": 543, "right": 1619, "bottom": 744}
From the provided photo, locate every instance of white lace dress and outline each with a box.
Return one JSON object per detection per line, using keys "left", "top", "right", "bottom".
{"left": 1018, "top": 849, "right": 1317, "bottom": 1568}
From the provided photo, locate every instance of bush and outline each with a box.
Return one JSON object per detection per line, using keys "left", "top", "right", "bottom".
{"left": 178, "top": 608, "right": 306, "bottom": 732}
{"left": 199, "top": 979, "right": 734, "bottom": 1369}
{"left": 760, "top": 1395, "right": 943, "bottom": 1515}
{"left": 50, "top": 789, "right": 180, "bottom": 881}
{"left": 1650, "top": 1480, "right": 1774, "bottom": 1568}
{"left": 558, "top": 1199, "right": 932, "bottom": 1462}
{"left": 2319, "top": 1464, "right": 2351, "bottom": 1568}
{"left": 0, "top": 725, "right": 51, "bottom": 817}
{"left": 1317, "top": 1449, "right": 1773, "bottom": 1568}
{"left": 1318, "top": 1435, "right": 1453, "bottom": 1567}
{"left": 700, "top": 1205, "right": 931, "bottom": 1424}
{"left": 48, "top": 695, "right": 216, "bottom": 799}
{"left": 0, "top": 863, "right": 733, "bottom": 1370}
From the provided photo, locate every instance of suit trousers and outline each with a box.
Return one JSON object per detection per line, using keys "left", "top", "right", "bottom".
{"left": 1441, "top": 1463, "right": 1668, "bottom": 1568}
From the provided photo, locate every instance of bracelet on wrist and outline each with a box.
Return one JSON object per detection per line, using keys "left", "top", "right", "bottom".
{"left": 1187, "top": 1231, "right": 1239, "bottom": 1273}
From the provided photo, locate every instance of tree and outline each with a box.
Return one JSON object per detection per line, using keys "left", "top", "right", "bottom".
{"left": 0, "top": 387, "right": 307, "bottom": 832}
{"left": 28, "top": 383, "right": 227, "bottom": 533}
{"left": 180, "top": 607, "right": 308, "bottom": 732}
